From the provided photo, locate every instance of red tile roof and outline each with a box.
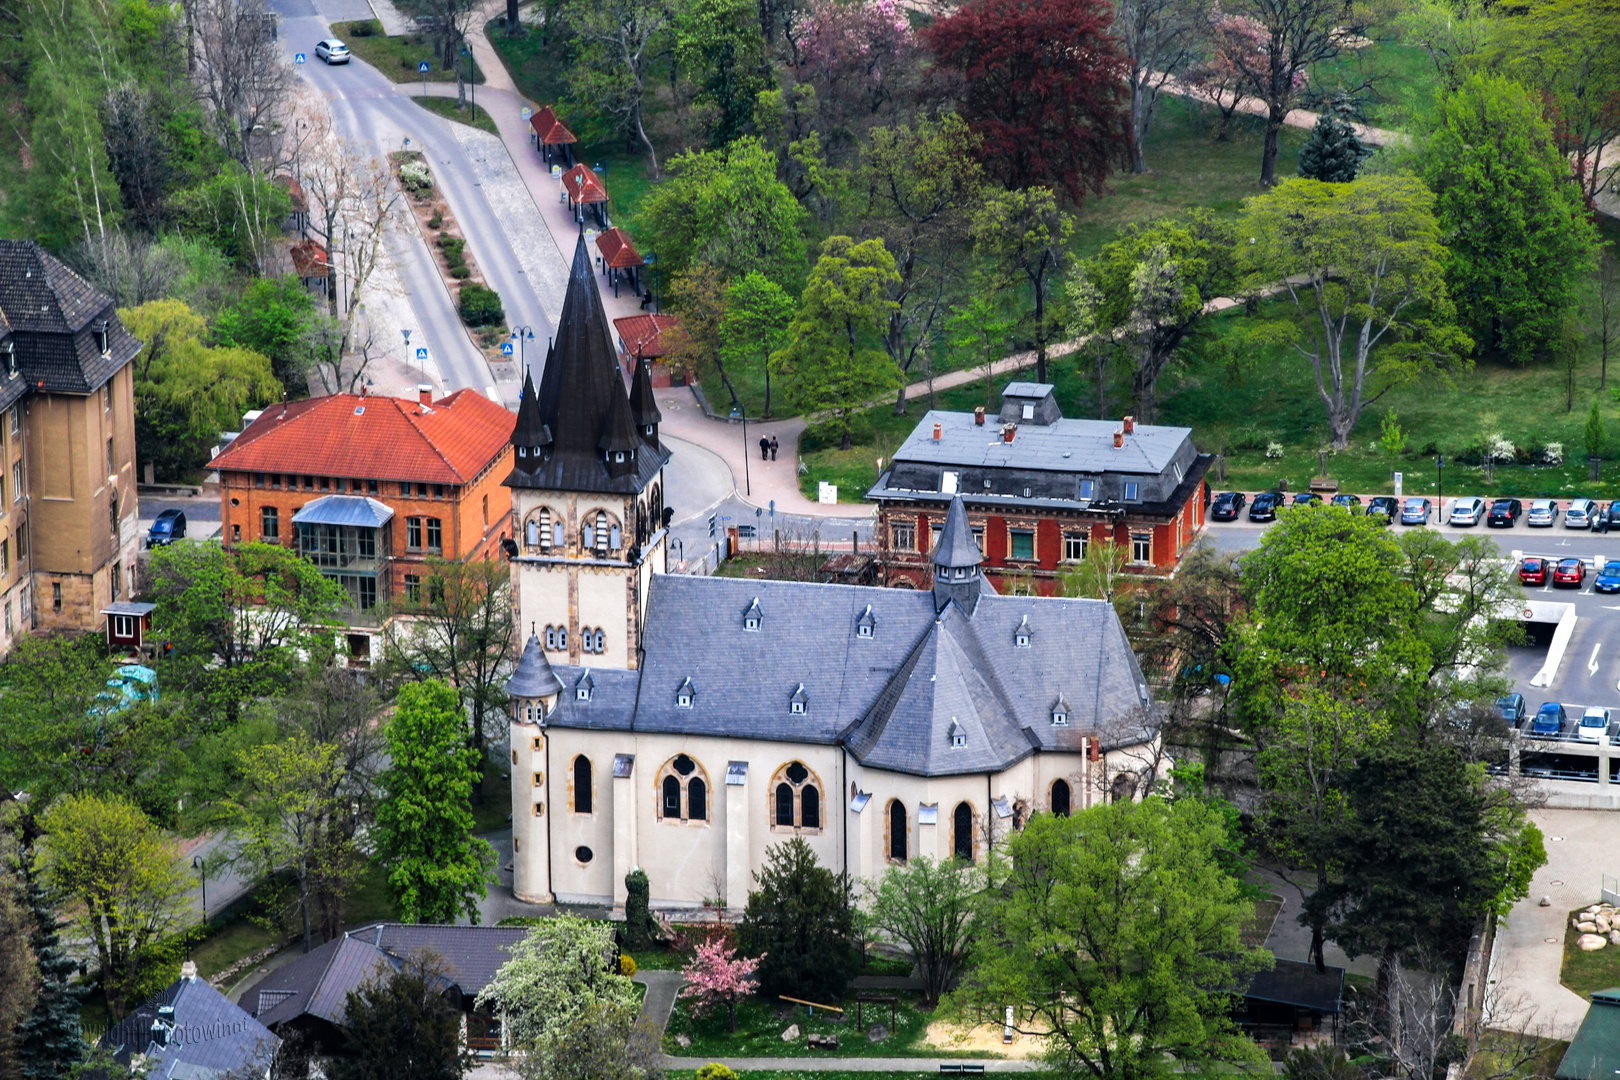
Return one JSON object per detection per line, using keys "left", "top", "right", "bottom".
{"left": 289, "top": 239, "right": 329, "bottom": 278}
{"left": 614, "top": 314, "right": 683, "bottom": 359}
{"left": 274, "top": 173, "right": 308, "bottom": 212}
{"left": 212, "top": 389, "right": 515, "bottom": 485}
{"left": 562, "top": 163, "right": 608, "bottom": 205}
{"left": 528, "top": 106, "right": 578, "bottom": 146}
{"left": 595, "top": 227, "right": 643, "bottom": 269}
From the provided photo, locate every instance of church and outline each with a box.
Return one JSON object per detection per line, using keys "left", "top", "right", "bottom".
{"left": 503, "top": 237, "right": 1165, "bottom": 913}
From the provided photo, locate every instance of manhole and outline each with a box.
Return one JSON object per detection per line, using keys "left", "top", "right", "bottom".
{"left": 1551, "top": 880, "right": 1566, "bottom": 886}
{"left": 1551, "top": 836, "right": 1566, "bottom": 841}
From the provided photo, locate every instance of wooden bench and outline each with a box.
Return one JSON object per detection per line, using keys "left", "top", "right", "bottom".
{"left": 1309, "top": 477, "right": 1339, "bottom": 494}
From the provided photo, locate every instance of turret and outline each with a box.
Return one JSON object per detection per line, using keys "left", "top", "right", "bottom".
{"left": 509, "top": 631, "right": 563, "bottom": 903}
{"left": 931, "top": 493, "right": 983, "bottom": 616}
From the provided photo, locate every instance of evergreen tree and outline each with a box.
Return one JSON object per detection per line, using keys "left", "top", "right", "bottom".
{"left": 1297, "top": 105, "right": 1373, "bottom": 182}
{"left": 16, "top": 869, "right": 84, "bottom": 1080}
{"left": 737, "top": 837, "right": 858, "bottom": 1001}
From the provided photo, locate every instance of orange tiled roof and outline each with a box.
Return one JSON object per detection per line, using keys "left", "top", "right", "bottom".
{"left": 595, "top": 227, "right": 643, "bottom": 269}
{"left": 614, "top": 314, "right": 682, "bottom": 359}
{"left": 213, "top": 389, "right": 515, "bottom": 486}
{"left": 562, "top": 163, "right": 608, "bottom": 204}
{"left": 289, "top": 239, "right": 329, "bottom": 278}
{"left": 274, "top": 173, "right": 309, "bottom": 212}
{"left": 528, "top": 106, "right": 578, "bottom": 146}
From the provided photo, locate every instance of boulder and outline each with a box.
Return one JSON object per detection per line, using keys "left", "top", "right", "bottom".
{"left": 1586, "top": 905, "right": 1603, "bottom": 916}
{"left": 1610, "top": 931, "right": 1620, "bottom": 947}
{"left": 867, "top": 1023, "right": 890, "bottom": 1043}
{"left": 1577, "top": 921, "right": 1599, "bottom": 933}
{"left": 781, "top": 1024, "right": 801, "bottom": 1042}
{"left": 674, "top": 1034, "right": 692, "bottom": 1049}
{"left": 1599, "top": 917, "right": 1613, "bottom": 932}
{"left": 1579, "top": 934, "right": 1608, "bottom": 951}
{"left": 1540, "top": 896, "right": 1552, "bottom": 907}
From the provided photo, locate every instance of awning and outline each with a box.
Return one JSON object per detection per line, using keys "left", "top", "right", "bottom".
{"left": 291, "top": 495, "right": 394, "bottom": 528}
{"left": 101, "top": 601, "right": 156, "bottom": 618}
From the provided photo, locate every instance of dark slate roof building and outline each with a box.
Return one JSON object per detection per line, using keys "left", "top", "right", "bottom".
{"left": 0, "top": 239, "right": 141, "bottom": 398}
{"left": 1559, "top": 989, "right": 1620, "bottom": 1080}
{"left": 102, "top": 963, "right": 279, "bottom": 1080}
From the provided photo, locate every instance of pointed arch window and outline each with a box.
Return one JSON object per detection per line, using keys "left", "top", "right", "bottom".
{"left": 888, "top": 799, "right": 908, "bottom": 862}
{"left": 525, "top": 517, "right": 540, "bottom": 547}
{"left": 953, "top": 802, "right": 974, "bottom": 861}
{"left": 770, "top": 760, "right": 823, "bottom": 831}
{"left": 572, "top": 756, "right": 593, "bottom": 814}
{"left": 658, "top": 754, "right": 710, "bottom": 823}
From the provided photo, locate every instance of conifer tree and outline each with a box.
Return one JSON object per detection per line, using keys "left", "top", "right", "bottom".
{"left": 16, "top": 870, "right": 83, "bottom": 1080}
{"left": 1297, "top": 104, "right": 1372, "bottom": 182}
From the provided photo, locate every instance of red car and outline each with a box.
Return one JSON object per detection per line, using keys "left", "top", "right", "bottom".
{"left": 1520, "top": 557, "right": 1548, "bottom": 585}
{"left": 1553, "top": 558, "right": 1586, "bottom": 587}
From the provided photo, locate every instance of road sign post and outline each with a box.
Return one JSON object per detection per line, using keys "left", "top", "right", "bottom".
{"left": 294, "top": 52, "right": 306, "bottom": 65}
{"left": 501, "top": 342, "right": 514, "bottom": 357}
{"left": 419, "top": 60, "right": 429, "bottom": 95}
{"left": 416, "top": 346, "right": 429, "bottom": 372}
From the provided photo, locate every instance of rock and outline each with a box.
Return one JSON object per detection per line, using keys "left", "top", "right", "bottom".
{"left": 1579, "top": 934, "right": 1608, "bottom": 951}
{"left": 1610, "top": 931, "right": 1620, "bottom": 947}
{"left": 1577, "top": 921, "right": 1599, "bottom": 933}
{"left": 1586, "top": 905, "right": 1603, "bottom": 915}
{"left": 781, "top": 1024, "right": 801, "bottom": 1042}
{"left": 1540, "top": 896, "right": 1552, "bottom": 907}
{"left": 1599, "top": 917, "right": 1613, "bottom": 932}
{"left": 674, "top": 1034, "right": 692, "bottom": 1049}
{"left": 867, "top": 1023, "right": 889, "bottom": 1043}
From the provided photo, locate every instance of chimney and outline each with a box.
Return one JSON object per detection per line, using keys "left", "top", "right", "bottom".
{"left": 1113, "top": 430, "right": 1124, "bottom": 448}
{"left": 180, "top": 960, "right": 198, "bottom": 982}
{"left": 1002, "top": 424, "right": 1015, "bottom": 444}
{"left": 359, "top": 384, "right": 368, "bottom": 398}
{"left": 417, "top": 384, "right": 434, "bottom": 406}
{"left": 1123, "top": 415, "right": 1135, "bottom": 434}
{"left": 932, "top": 423, "right": 943, "bottom": 441}
{"left": 974, "top": 406, "right": 986, "bottom": 426}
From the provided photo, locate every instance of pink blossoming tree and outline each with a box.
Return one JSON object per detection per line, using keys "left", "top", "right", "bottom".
{"left": 679, "top": 937, "right": 762, "bottom": 1033}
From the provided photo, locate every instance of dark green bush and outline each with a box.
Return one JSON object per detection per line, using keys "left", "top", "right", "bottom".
{"left": 348, "top": 18, "right": 379, "bottom": 36}
{"left": 450, "top": 266, "right": 471, "bottom": 279}
{"left": 459, "top": 282, "right": 504, "bottom": 327}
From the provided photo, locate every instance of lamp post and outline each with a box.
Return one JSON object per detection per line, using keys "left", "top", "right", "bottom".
{"left": 192, "top": 854, "right": 208, "bottom": 925}
{"left": 510, "top": 325, "right": 536, "bottom": 375}
{"left": 733, "top": 408, "right": 751, "bottom": 497}
{"left": 671, "top": 537, "right": 684, "bottom": 566}
{"left": 462, "top": 43, "right": 476, "bottom": 121}
{"left": 1436, "top": 453, "right": 1445, "bottom": 516}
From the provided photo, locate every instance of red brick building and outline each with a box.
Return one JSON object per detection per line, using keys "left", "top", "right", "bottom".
{"left": 868, "top": 384, "right": 1212, "bottom": 595}
{"left": 211, "top": 385, "right": 515, "bottom": 620}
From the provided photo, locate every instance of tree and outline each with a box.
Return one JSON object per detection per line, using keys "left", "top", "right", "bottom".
{"left": 791, "top": 0, "right": 923, "bottom": 160}
{"left": 624, "top": 868, "right": 657, "bottom": 950}
{"left": 737, "top": 837, "right": 859, "bottom": 1001}
{"left": 1589, "top": 396, "right": 1610, "bottom": 464}
{"left": 943, "top": 296, "right": 1018, "bottom": 413}
{"left": 379, "top": 557, "right": 513, "bottom": 803}
{"left": 507, "top": 1000, "right": 664, "bottom": 1080}
{"left": 327, "top": 951, "right": 472, "bottom": 1080}
{"left": 925, "top": 0, "right": 1129, "bottom": 203}
{"left": 37, "top": 793, "right": 189, "bottom": 1017}
{"left": 0, "top": 836, "right": 37, "bottom": 1080}
{"left": 770, "top": 236, "right": 903, "bottom": 450}
{"left": 15, "top": 863, "right": 84, "bottom": 1080}
{"left": 212, "top": 276, "right": 318, "bottom": 389}
{"left": 565, "top": 0, "right": 674, "bottom": 176}
{"left": 66, "top": 233, "right": 190, "bottom": 309}
{"left": 1296, "top": 103, "right": 1372, "bottom": 182}
{"left": 1593, "top": 247, "right": 1620, "bottom": 389}
{"left": 665, "top": 263, "right": 739, "bottom": 410}
{"left": 169, "top": 168, "right": 292, "bottom": 274}
{"left": 372, "top": 680, "right": 497, "bottom": 924}
{"left": 1067, "top": 211, "right": 1236, "bottom": 423}
{"left": 973, "top": 187, "right": 1074, "bottom": 384}
{"left": 149, "top": 541, "right": 346, "bottom": 727}
{"left": 863, "top": 856, "right": 981, "bottom": 1006}
{"left": 722, "top": 271, "right": 797, "bottom": 416}
{"left": 393, "top": 0, "right": 479, "bottom": 64}
{"left": 1182, "top": 13, "right": 1274, "bottom": 141}
{"left": 1219, "top": 0, "right": 1365, "bottom": 185}
{"left": 120, "top": 299, "right": 280, "bottom": 480}
{"left": 1238, "top": 176, "right": 1471, "bottom": 449}
{"left": 189, "top": 0, "right": 295, "bottom": 169}
{"left": 476, "top": 914, "right": 638, "bottom": 1045}
{"left": 674, "top": 0, "right": 770, "bottom": 146}
{"left": 1420, "top": 73, "right": 1600, "bottom": 364}
{"left": 679, "top": 936, "right": 762, "bottom": 1032}
{"left": 947, "top": 799, "right": 1269, "bottom": 1080}
{"left": 1112, "top": 0, "right": 1204, "bottom": 172}
{"left": 859, "top": 115, "right": 988, "bottom": 416}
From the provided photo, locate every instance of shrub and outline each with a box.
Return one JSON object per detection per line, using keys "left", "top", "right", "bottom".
{"left": 1265, "top": 441, "right": 1284, "bottom": 459}
{"left": 399, "top": 161, "right": 432, "bottom": 192}
{"left": 696, "top": 1065, "right": 738, "bottom": 1080}
{"left": 348, "top": 18, "right": 379, "bottom": 35}
{"left": 1486, "top": 434, "right": 1516, "bottom": 464}
{"left": 427, "top": 207, "right": 443, "bottom": 229}
{"left": 624, "top": 868, "right": 655, "bottom": 951}
{"left": 450, "top": 266, "right": 471, "bottom": 279}
{"left": 1542, "top": 442, "right": 1565, "bottom": 466}
{"left": 459, "top": 282, "right": 505, "bottom": 327}
{"left": 619, "top": 953, "right": 637, "bottom": 977}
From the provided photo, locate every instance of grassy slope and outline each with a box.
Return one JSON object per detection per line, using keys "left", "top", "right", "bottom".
{"left": 332, "top": 21, "right": 485, "bottom": 84}
{"left": 664, "top": 992, "right": 992, "bottom": 1060}
{"left": 411, "top": 95, "right": 500, "bottom": 136}
{"left": 1561, "top": 908, "right": 1620, "bottom": 999}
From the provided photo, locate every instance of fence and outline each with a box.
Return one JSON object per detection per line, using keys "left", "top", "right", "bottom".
{"left": 1604, "top": 875, "right": 1620, "bottom": 907}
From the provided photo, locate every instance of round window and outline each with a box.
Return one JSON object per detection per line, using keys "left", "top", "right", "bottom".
{"left": 575, "top": 846, "right": 593, "bottom": 863}
{"left": 673, "top": 754, "right": 695, "bottom": 776}
{"left": 786, "top": 761, "right": 809, "bottom": 785}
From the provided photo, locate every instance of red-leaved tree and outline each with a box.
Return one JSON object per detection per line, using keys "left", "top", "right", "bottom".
{"left": 924, "top": 0, "right": 1131, "bottom": 204}
{"left": 679, "top": 936, "right": 762, "bottom": 1033}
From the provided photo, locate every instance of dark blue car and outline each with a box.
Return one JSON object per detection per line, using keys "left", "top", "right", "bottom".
{"left": 1532, "top": 701, "right": 1566, "bottom": 737}
{"left": 1597, "top": 560, "right": 1620, "bottom": 594}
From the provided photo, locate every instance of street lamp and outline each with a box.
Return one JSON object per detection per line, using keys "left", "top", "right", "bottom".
{"left": 510, "top": 325, "right": 536, "bottom": 374}
{"left": 1436, "top": 453, "right": 1446, "bottom": 512}
{"left": 192, "top": 854, "right": 208, "bottom": 925}
{"left": 461, "top": 43, "right": 476, "bottom": 121}
{"left": 670, "top": 537, "right": 684, "bottom": 564}
{"left": 733, "top": 407, "right": 751, "bottom": 497}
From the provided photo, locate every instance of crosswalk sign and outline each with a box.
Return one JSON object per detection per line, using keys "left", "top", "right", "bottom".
{"left": 416, "top": 347, "right": 428, "bottom": 360}
{"left": 418, "top": 61, "right": 430, "bottom": 73}
{"left": 501, "top": 342, "right": 514, "bottom": 356}
{"left": 294, "top": 52, "right": 306, "bottom": 64}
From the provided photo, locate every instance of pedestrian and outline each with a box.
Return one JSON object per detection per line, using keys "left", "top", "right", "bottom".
{"left": 759, "top": 436, "right": 770, "bottom": 461}
{"left": 769, "top": 436, "right": 779, "bottom": 461}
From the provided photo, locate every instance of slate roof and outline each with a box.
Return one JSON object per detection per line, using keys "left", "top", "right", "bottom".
{"left": 103, "top": 972, "right": 279, "bottom": 1080}
{"left": 0, "top": 239, "right": 140, "bottom": 395}
{"left": 595, "top": 227, "right": 642, "bottom": 269}
{"left": 614, "top": 313, "right": 682, "bottom": 359}
{"left": 543, "top": 572, "right": 1155, "bottom": 777}
{"left": 503, "top": 236, "right": 668, "bottom": 495}
{"left": 890, "top": 408, "right": 1192, "bottom": 475}
{"left": 1241, "top": 958, "right": 1344, "bottom": 1014}
{"left": 212, "top": 389, "right": 514, "bottom": 485}
{"left": 1559, "top": 991, "right": 1620, "bottom": 1080}
{"left": 291, "top": 495, "right": 395, "bottom": 528}
{"left": 508, "top": 631, "right": 564, "bottom": 699}
{"left": 629, "top": 352, "right": 661, "bottom": 431}
{"left": 933, "top": 493, "right": 981, "bottom": 569}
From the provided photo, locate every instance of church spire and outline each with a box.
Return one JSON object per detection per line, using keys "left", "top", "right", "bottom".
{"left": 931, "top": 493, "right": 983, "bottom": 615}
{"left": 629, "top": 351, "right": 661, "bottom": 448}
{"left": 511, "top": 366, "right": 551, "bottom": 471}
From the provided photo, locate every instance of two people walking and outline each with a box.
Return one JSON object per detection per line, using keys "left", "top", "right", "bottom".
{"left": 758, "top": 435, "right": 778, "bottom": 461}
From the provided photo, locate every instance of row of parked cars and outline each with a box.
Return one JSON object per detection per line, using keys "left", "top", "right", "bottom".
{"left": 1212, "top": 492, "right": 1620, "bottom": 529}
{"left": 1502, "top": 693, "right": 1618, "bottom": 740}
{"left": 1518, "top": 556, "right": 1620, "bottom": 591}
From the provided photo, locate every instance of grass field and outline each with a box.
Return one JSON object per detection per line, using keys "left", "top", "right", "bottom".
{"left": 665, "top": 992, "right": 994, "bottom": 1060}
{"left": 411, "top": 95, "right": 500, "bottom": 136}
{"left": 332, "top": 21, "right": 485, "bottom": 84}
{"left": 1560, "top": 907, "right": 1620, "bottom": 999}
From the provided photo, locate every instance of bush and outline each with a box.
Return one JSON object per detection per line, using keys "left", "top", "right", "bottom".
{"left": 624, "top": 868, "right": 655, "bottom": 951}
{"left": 459, "top": 282, "right": 505, "bottom": 327}
{"left": 619, "top": 953, "right": 638, "bottom": 977}
{"left": 696, "top": 1066, "right": 738, "bottom": 1080}
{"left": 450, "top": 266, "right": 471, "bottom": 279}
{"left": 428, "top": 207, "right": 444, "bottom": 229}
{"left": 348, "top": 18, "right": 379, "bottom": 35}
{"left": 399, "top": 161, "right": 433, "bottom": 192}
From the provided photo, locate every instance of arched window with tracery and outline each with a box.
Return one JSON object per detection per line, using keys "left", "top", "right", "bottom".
{"left": 572, "top": 755, "right": 592, "bottom": 814}
{"left": 953, "top": 802, "right": 974, "bottom": 861}
{"left": 656, "top": 753, "right": 710, "bottom": 823}
{"left": 1051, "top": 779, "right": 1071, "bottom": 817}
{"left": 769, "top": 761, "right": 823, "bottom": 831}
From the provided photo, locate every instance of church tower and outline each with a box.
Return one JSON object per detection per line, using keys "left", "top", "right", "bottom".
{"left": 931, "top": 493, "right": 984, "bottom": 616}
{"left": 503, "top": 235, "right": 671, "bottom": 671}
{"left": 508, "top": 632, "right": 563, "bottom": 903}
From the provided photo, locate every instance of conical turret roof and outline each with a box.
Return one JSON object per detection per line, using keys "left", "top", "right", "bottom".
{"left": 629, "top": 352, "right": 661, "bottom": 430}
{"left": 511, "top": 367, "right": 551, "bottom": 457}
{"left": 933, "top": 494, "right": 983, "bottom": 570}
{"left": 506, "top": 632, "right": 564, "bottom": 699}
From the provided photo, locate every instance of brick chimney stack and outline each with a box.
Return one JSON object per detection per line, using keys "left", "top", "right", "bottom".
{"left": 418, "top": 384, "right": 434, "bottom": 406}
{"left": 932, "top": 423, "right": 943, "bottom": 441}
{"left": 1123, "top": 415, "right": 1135, "bottom": 434}
{"left": 974, "top": 406, "right": 986, "bottom": 426}
{"left": 1003, "top": 424, "right": 1015, "bottom": 443}
{"left": 1113, "top": 430, "right": 1124, "bottom": 448}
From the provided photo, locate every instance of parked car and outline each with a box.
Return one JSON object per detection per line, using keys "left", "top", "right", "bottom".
{"left": 1579, "top": 706, "right": 1612, "bottom": 743}
{"left": 1527, "top": 499, "right": 1560, "bottom": 526}
{"left": 1487, "top": 498, "right": 1523, "bottom": 527}
{"left": 1554, "top": 557, "right": 1586, "bottom": 586}
{"left": 1331, "top": 494, "right": 1363, "bottom": 512}
{"left": 1498, "top": 693, "right": 1526, "bottom": 727}
{"left": 1520, "top": 557, "right": 1549, "bottom": 585}
{"left": 1400, "top": 497, "right": 1432, "bottom": 525}
{"left": 315, "top": 38, "right": 350, "bottom": 63}
{"left": 1211, "top": 491, "right": 1247, "bottom": 521}
{"left": 1366, "top": 496, "right": 1398, "bottom": 525}
{"left": 1606, "top": 501, "right": 1620, "bottom": 530}
{"left": 1532, "top": 701, "right": 1567, "bottom": 736}
{"left": 1596, "top": 560, "right": 1620, "bottom": 594}
{"left": 147, "top": 508, "right": 187, "bottom": 548}
{"left": 1292, "top": 492, "right": 1322, "bottom": 507}
{"left": 1566, "top": 498, "right": 1600, "bottom": 529}
{"left": 1449, "top": 496, "right": 1487, "bottom": 527}
{"left": 1249, "top": 492, "right": 1284, "bottom": 522}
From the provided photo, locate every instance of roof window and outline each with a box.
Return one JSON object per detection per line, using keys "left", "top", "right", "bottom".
{"left": 1014, "top": 615, "right": 1033, "bottom": 649}
{"left": 789, "top": 683, "right": 808, "bottom": 715}
{"left": 855, "top": 605, "right": 876, "bottom": 639}
{"left": 949, "top": 720, "right": 967, "bottom": 748}
{"left": 575, "top": 670, "right": 594, "bottom": 702}
{"left": 676, "top": 676, "right": 695, "bottom": 709}
{"left": 743, "top": 597, "right": 763, "bottom": 631}
{"left": 1052, "top": 694, "right": 1070, "bottom": 726}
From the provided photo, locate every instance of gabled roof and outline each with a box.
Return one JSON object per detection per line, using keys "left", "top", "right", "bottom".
{"left": 212, "top": 389, "right": 514, "bottom": 486}
{"left": 1241, "top": 959, "right": 1345, "bottom": 1014}
{"left": 273, "top": 173, "right": 308, "bottom": 212}
{"left": 529, "top": 105, "right": 578, "bottom": 146}
{"left": 0, "top": 239, "right": 140, "bottom": 395}
{"left": 289, "top": 239, "right": 330, "bottom": 278}
{"left": 595, "top": 227, "right": 642, "bottom": 269}
{"left": 103, "top": 970, "right": 279, "bottom": 1079}
{"left": 562, "top": 163, "right": 608, "bottom": 204}
{"left": 614, "top": 313, "right": 682, "bottom": 360}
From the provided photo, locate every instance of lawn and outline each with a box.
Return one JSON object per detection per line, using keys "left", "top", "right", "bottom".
{"left": 331, "top": 21, "right": 485, "bottom": 84}
{"left": 1560, "top": 907, "right": 1620, "bottom": 999}
{"left": 411, "top": 95, "right": 499, "bottom": 136}
{"left": 664, "top": 992, "right": 995, "bottom": 1060}
{"left": 667, "top": 1074, "right": 1043, "bottom": 1079}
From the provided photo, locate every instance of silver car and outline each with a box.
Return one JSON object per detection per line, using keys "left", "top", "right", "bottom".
{"left": 1449, "top": 496, "right": 1486, "bottom": 527}
{"left": 1566, "top": 498, "right": 1599, "bottom": 529}
{"left": 315, "top": 38, "right": 350, "bottom": 63}
{"left": 1527, "top": 499, "right": 1560, "bottom": 527}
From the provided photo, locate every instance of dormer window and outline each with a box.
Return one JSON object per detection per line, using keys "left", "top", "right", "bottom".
{"left": 645, "top": 424, "right": 654, "bottom": 435}
{"left": 576, "top": 670, "right": 595, "bottom": 701}
{"left": 855, "top": 605, "right": 876, "bottom": 639}
{"left": 93, "top": 321, "right": 108, "bottom": 355}
{"left": 743, "top": 598, "right": 763, "bottom": 631}
{"left": 530, "top": 445, "right": 542, "bottom": 458}
{"left": 1014, "top": 615, "right": 1032, "bottom": 648}
{"left": 676, "top": 677, "right": 695, "bottom": 708}
{"left": 949, "top": 719, "right": 967, "bottom": 748}
{"left": 614, "top": 452, "right": 625, "bottom": 462}
{"left": 1079, "top": 479, "right": 1095, "bottom": 500}
{"left": 789, "top": 683, "right": 808, "bottom": 715}
{"left": 518, "top": 446, "right": 528, "bottom": 458}
{"left": 3, "top": 342, "right": 14, "bottom": 377}
{"left": 1052, "top": 695, "right": 1071, "bottom": 726}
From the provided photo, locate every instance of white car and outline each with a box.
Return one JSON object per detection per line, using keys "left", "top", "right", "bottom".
{"left": 1527, "top": 499, "right": 1560, "bottom": 527}
{"left": 1579, "top": 706, "right": 1612, "bottom": 743}
{"left": 315, "top": 38, "right": 350, "bottom": 63}
{"left": 1449, "top": 496, "right": 1486, "bottom": 527}
{"left": 1566, "top": 498, "right": 1599, "bottom": 529}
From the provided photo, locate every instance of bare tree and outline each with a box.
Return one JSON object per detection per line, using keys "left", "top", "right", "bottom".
{"left": 1114, "top": 0, "right": 1206, "bottom": 172}
{"left": 65, "top": 232, "right": 187, "bottom": 308}
{"left": 191, "top": 0, "right": 295, "bottom": 170}
{"left": 565, "top": 0, "right": 674, "bottom": 177}
{"left": 396, "top": 0, "right": 480, "bottom": 66}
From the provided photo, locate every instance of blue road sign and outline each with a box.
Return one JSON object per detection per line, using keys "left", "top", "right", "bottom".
{"left": 418, "top": 61, "right": 430, "bottom": 73}
{"left": 501, "top": 342, "right": 514, "bottom": 356}
{"left": 294, "top": 52, "right": 306, "bottom": 64}
{"left": 416, "top": 347, "right": 428, "bottom": 360}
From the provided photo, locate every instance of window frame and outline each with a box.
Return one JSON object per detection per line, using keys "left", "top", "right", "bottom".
{"left": 1062, "top": 531, "right": 1087, "bottom": 562}
{"left": 1131, "top": 533, "right": 1152, "bottom": 564}
{"left": 1007, "top": 527, "right": 1035, "bottom": 560}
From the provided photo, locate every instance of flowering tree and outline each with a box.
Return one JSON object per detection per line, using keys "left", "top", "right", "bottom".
{"left": 1182, "top": 11, "right": 1306, "bottom": 141}
{"left": 679, "top": 937, "right": 762, "bottom": 1032}
{"left": 791, "top": 0, "right": 919, "bottom": 149}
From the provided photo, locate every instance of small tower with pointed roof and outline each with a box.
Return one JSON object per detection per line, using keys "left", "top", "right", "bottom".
{"left": 509, "top": 630, "right": 564, "bottom": 903}
{"left": 504, "top": 235, "right": 671, "bottom": 672}
{"left": 931, "top": 494, "right": 984, "bottom": 616}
